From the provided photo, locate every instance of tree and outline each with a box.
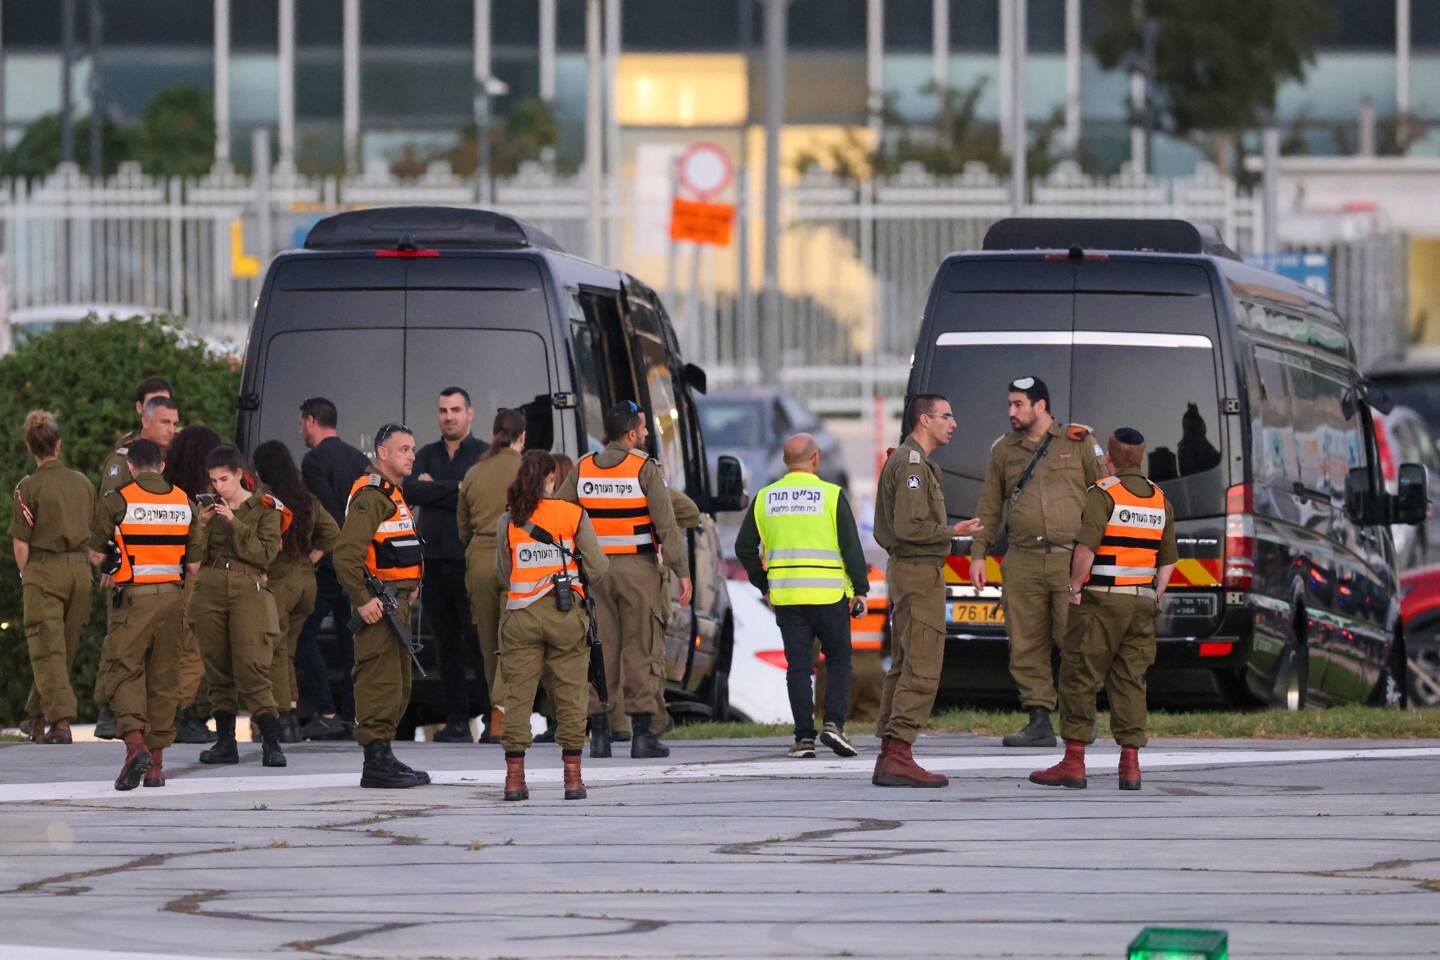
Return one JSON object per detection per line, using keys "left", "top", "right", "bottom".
{"left": 1091, "top": 0, "right": 1333, "bottom": 170}
{"left": 130, "top": 86, "right": 216, "bottom": 177}
{"left": 0, "top": 317, "right": 239, "bottom": 726}
{"left": 389, "top": 97, "right": 566, "bottom": 179}
{"left": 0, "top": 112, "right": 133, "bottom": 178}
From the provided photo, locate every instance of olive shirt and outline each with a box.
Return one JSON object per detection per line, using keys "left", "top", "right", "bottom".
{"left": 90, "top": 472, "right": 191, "bottom": 552}
{"left": 186, "top": 492, "right": 284, "bottom": 570}
{"left": 874, "top": 436, "right": 951, "bottom": 559}
{"left": 971, "top": 420, "right": 1106, "bottom": 560}
{"left": 494, "top": 505, "right": 611, "bottom": 592}
{"left": 10, "top": 460, "right": 96, "bottom": 553}
{"left": 456, "top": 447, "right": 522, "bottom": 546}
{"left": 333, "top": 473, "right": 419, "bottom": 607}
{"left": 266, "top": 493, "right": 342, "bottom": 581}
{"left": 98, "top": 432, "right": 143, "bottom": 498}
{"left": 554, "top": 441, "right": 690, "bottom": 580}
{"left": 1074, "top": 468, "right": 1179, "bottom": 573}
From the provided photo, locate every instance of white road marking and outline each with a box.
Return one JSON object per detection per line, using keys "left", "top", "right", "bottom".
{"left": 0, "top": 949, "right": 256, "bottom": 960}
{"left": 1, "top": 747, "right": 1437, "bottom": 804}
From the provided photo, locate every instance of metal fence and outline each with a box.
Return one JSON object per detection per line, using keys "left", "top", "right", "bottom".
{"left": 0, "top": 157, "right": 1406, "bottom": 412}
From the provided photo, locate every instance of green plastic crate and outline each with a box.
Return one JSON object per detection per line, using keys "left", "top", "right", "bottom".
{"left": 1127, "top": 927, "right": 1228, "bottom": 960}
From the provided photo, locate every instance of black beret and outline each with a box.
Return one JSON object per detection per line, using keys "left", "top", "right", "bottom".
{"left": 1113, "top": 427, "right": 1145, "bottom": 446}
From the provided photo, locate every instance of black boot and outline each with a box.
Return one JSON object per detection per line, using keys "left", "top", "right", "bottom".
{"left": 277, "top": 710, "right": 301, "bottom": 744}
{"left": 630, "top": 713, "right": 670, "bottom": 759}
{"left": 360, "top": 740, "right": 421, "bottom": 789}
{"left": 199, "top": 712, "right": 240, "bottom": 764}
{"left": 433, "top": 719, "right": 473, "bottom": 743}
{"left": 385, "top": 742, "right": 431, "bottom": 785}
{"left": 94, "top": 704, "right": 117, "bottom": 740}
{"left": 173, "top": 707, "right": 215, "bottom": 744}
{"left": 588, "top": 713, "right": 612, "bottom": 758}
{"left": 258, "top": 713, "right": 287, "bottom": 768}
{"left": 1003, "top": 707, "right": 1058, "bottom": 748}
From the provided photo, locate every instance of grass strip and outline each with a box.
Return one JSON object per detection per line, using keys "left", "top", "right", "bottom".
{"left": 669, "top": 706, "right": 1440, "bottom": 741}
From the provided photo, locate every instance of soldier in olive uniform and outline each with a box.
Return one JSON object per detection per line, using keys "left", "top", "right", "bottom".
{"left": 333, "top": 423, "right": 430, "bottom": 789}
{"left": 1031, "top": 428, "right": 1177, "bottom": 792}
{"left": 187, "top": 444, "right": 286, "bottom": 767}
{"left": 971, "top": 376, "right": 1105, "bottom": 748}
{"left": 90, "top": 439, "right": 192, "bottom": 790}
{"left": 872, "top": 395, "right": 982, "bottom": 788}
{"left": 93, "top": 387, "right": 179, "bottom": 740}
{"left": 457, "top": 408, "right": 526, "bottom": 742}
{"left": 556, "top": 402, "right": 691, "bottom": 760}
{"left": 496, "top": 450, "right": 610, "bottom": 801}
{"left": 11, "top": 411, "right": 95, "bottom": 744}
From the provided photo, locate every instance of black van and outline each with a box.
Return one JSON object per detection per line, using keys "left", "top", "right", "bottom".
{"left": 906, "top": 218, "right": 1428, "bottom": 708}
{"left": 234, "top": 206, "right": 746, "bottom": 727}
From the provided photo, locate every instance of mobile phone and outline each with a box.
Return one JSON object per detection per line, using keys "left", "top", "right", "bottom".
{"left": 195, "top": 493, "right": 220, "bottom": 508}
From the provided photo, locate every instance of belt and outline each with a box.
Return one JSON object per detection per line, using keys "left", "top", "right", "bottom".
{"left": 117, "top": 582, "right": 182, "bottom": 595}
{"left": 1009, "top": 537, "right": 1072, "bottom": 553}
{"left": 204, "top": 558, "right": 266, "bottom": 579}
{"left": 29, "top": 550, "right": 89, "bottom": 561}
{"left": 1085, "top": 585, "right": 1156, "bottom": 600}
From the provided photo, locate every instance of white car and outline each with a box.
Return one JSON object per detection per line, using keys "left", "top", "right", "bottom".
{"left": 724, "top": 581, "right": 796, "bottom": 724}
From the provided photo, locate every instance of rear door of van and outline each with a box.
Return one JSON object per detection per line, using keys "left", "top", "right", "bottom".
{"left": 917, "top": 254, "right": 1229, "bottom": 638}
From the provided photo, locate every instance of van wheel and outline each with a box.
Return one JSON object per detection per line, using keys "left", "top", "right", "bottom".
{"left": 1273, "top": 626, "right": 1309, "bottom": 711}
{"left": 1405, "top": 621, "right": 1440, "bottom": 708}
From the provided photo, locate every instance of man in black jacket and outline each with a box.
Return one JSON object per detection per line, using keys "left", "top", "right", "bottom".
{"left": 404, "top": 387, "right": 488, "bottom": 742}
{"left": 295, "top": 396, "right": 370, "bottom": 739}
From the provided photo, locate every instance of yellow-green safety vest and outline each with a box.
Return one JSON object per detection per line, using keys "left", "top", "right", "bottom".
{"left": 753, "top": 471, "right": 852, "bottom": 606}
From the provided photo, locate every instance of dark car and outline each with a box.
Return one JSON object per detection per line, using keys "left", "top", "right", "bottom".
{"left": 1367, "top": 347, "right": 1440, "bottom": 439}
{"left": 904, "top": 218, "right": 1428, "bottom": 709}
{"left": 233, "top": 207, "right": 746, "bottom": 731}
{"left": 1375, "top": 405, "right": 1440, "bottom": 569}
{"left": 696, "top": 388, "right": 849, "bottom": 492}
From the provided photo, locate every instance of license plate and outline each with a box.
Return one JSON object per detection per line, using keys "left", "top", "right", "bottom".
{"left": 949, "top": 601, "right": 1005, "bottom": 625}
{"left": 1163, "top": 593, "right": 1218, "bottom": 618}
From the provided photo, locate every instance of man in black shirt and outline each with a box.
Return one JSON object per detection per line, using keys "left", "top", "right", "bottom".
{"left": 296, "top": 396, "right": 371, "bottom": 739}
{"left": 405, "top": 387, "right": 489, "bottom": 742}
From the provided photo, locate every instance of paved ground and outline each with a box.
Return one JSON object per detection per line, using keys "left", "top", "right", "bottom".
{"left": 2, "top": 735, "right": 1439, "bottom": 959}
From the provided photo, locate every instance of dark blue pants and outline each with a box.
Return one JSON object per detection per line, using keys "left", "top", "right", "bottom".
{"left": 775, "top": 599, "right": 852, "bottom": 741}
{"left": 294, "top": 565, "right": 354, "bottom": 720}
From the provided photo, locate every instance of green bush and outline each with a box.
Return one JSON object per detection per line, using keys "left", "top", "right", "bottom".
{"left": 0, "top": 317, "right": 239, "bottom": 726}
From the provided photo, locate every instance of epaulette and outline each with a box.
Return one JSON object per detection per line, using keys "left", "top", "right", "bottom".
{"left": 990, "top": 434, "right": 1005, "bottom": 451}
{"left": 1095, "top": 476, "right": 1120, "bottom": 490}
{"left": 365, "top": 474, "right": 396, "bottom": 495}
{"left": 626, "top": 448, "right": 653, "bottom": 462}
{"left": 908, "top": 449, "right": 922, "bottom": 464}
{"left": 1065, "top": 423, "right": 1092, "bottom": 442}
{"left": 114, "top": 446, "right": 129, "bottom": 457}
{"left": 262, "top": 493, "right": 286, "bottom": 511}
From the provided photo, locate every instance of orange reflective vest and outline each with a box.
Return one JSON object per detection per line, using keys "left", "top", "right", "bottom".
{"left": 506, "top": 499, "right": 585, "bottom": 611}
{"left": 575, "top": 449, "right": 655, "bottom": 556}
{"left": 113, "top": 481, "right": 192, "bottom": 585}
{"left": 1086, "top": 476, "right": 1167, "bottom": 587}
{"left": 263, "top": 493, "right": 293, "bottom": 535}
{"left": 852, "top": 565, "right": 887, "bottom": 651}
{"left": 347, "top": 474, "right": 423, "bottom": 581}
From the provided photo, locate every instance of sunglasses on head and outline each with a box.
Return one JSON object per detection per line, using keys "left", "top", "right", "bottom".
{"left": 375, "top": 422, "right": 411, "bottom": 447}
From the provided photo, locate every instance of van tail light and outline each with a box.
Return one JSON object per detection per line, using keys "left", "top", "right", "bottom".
{"left": 1224, "top": 483, "right": 1255, "bottom": 591}
{"left": 1375, "top": 420, "right": 1397, "bottom": 483}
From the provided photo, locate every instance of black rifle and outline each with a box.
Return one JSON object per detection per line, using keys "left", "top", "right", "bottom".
{"left": 524, "top": 522, "right": 610, "bottom": 758}
{"left": 348, "top": 570, "right": 427, "bottom": 677}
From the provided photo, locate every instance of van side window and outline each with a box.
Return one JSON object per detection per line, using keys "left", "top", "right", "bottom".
{"left": 1251, "top": 345, "right": 1298, "bottom": 490}
{"left": 627, "top": 294, "right": 689, "bottom": 494}
{"left": 569, "top": 317, "right": 610, "bottom": 455}
{"left": 1291, "top": 358, "right": 1363, "bottom": 499}
{"left": 573, "top": 290, "right": 633, "bottom": 455}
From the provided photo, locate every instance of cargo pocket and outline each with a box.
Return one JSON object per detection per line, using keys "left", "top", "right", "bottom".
{"left": 261, "top": 587, "right": 281, "bottom": 638}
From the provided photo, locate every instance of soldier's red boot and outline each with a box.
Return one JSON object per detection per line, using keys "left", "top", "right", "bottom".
{"left": 144, "top": 748, "right": 166, "bottom": 788}
{"left": 872, "top": 736, "right": 949, "bottom": 788}
{"left": 503, "top": 754, "right": 528, "bottom": 801}
{"left": 563, "top": 752, "right": 587, "bottom": 800}
{"left": 114, "top": 731, "right": 152, "bottom": 792}
{"left": 1029, "top": 740, "right": 1087, "bottom": 789}
{"left": 1118, "top": 746, "right": 1142, "bottom": 791}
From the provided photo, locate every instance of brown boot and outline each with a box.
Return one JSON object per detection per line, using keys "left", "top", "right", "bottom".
{"left": 144, "top": 748, "right": 166, "bottom": 788}
{"left": 115, "top": 731, "right": 152, "bottom": 791}
{"left": 563, "top": 752, "right": 587, "bottom": 800}
{"left": 1029, "top": 740, "right": 1087, "bottom": 789}
{"left": 872, "top": 736, "right": 949, "bottom": 788}
{"left": 1118, "top": 746, "right": 1142, "bottom": 791}
{"left": 41, "top": 719, "right": 73, "bottom": 744}
{"left": 503, "top": 754, "right": 528, "bottom": 801}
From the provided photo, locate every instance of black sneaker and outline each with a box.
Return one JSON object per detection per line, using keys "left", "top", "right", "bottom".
{"left": 300, "top": 714, "right": 349, "bottom": 741}
{"left": 787, "top": 738, "right": 817, "bottom": 759}
{"left": 819, "top": 723, "right": 858, "bottom": 758}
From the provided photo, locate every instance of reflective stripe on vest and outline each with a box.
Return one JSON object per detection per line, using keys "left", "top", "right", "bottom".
{"left": 753, "top": 472, "right": 850, "bottom": 606}
{"left": 576, "top": 450, "right": 655, "bottom": 556}
{"left": 113, "top": 482, "right": 192, "bottom": 585}
{"left": 1086, "top": 475, "right": 1166, "bottom": 587}
{"left": 506, "top": 499, "right": 585, "bottom": 610}
{"left": 347, "top": 474, "right": 423, "bottom": 581}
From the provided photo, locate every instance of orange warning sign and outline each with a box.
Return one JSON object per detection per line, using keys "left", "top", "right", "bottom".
{"left": 669, "top": 198, "right": 735, "bottom": 246}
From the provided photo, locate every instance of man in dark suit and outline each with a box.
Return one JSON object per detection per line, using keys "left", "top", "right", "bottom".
{"left": 295, "top": 396, "right": 371, "bottom": 739}
{"left": 404, "top": 387, "right": 489, "bottom": 742}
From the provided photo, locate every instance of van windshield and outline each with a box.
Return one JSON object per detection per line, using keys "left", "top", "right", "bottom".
{"left": 925, "top": 339, "right": 1225, "bottom": 520}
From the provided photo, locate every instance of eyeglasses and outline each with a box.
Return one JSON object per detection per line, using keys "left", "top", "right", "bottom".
{"left": 374, "top": 422, "right": 411, "bottom": 447}
{"left": 928, "top": 412, "right": 956, "bottom": 422}
{"left": 1010, "top": 376, "right": 1036, "bottom": 391}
